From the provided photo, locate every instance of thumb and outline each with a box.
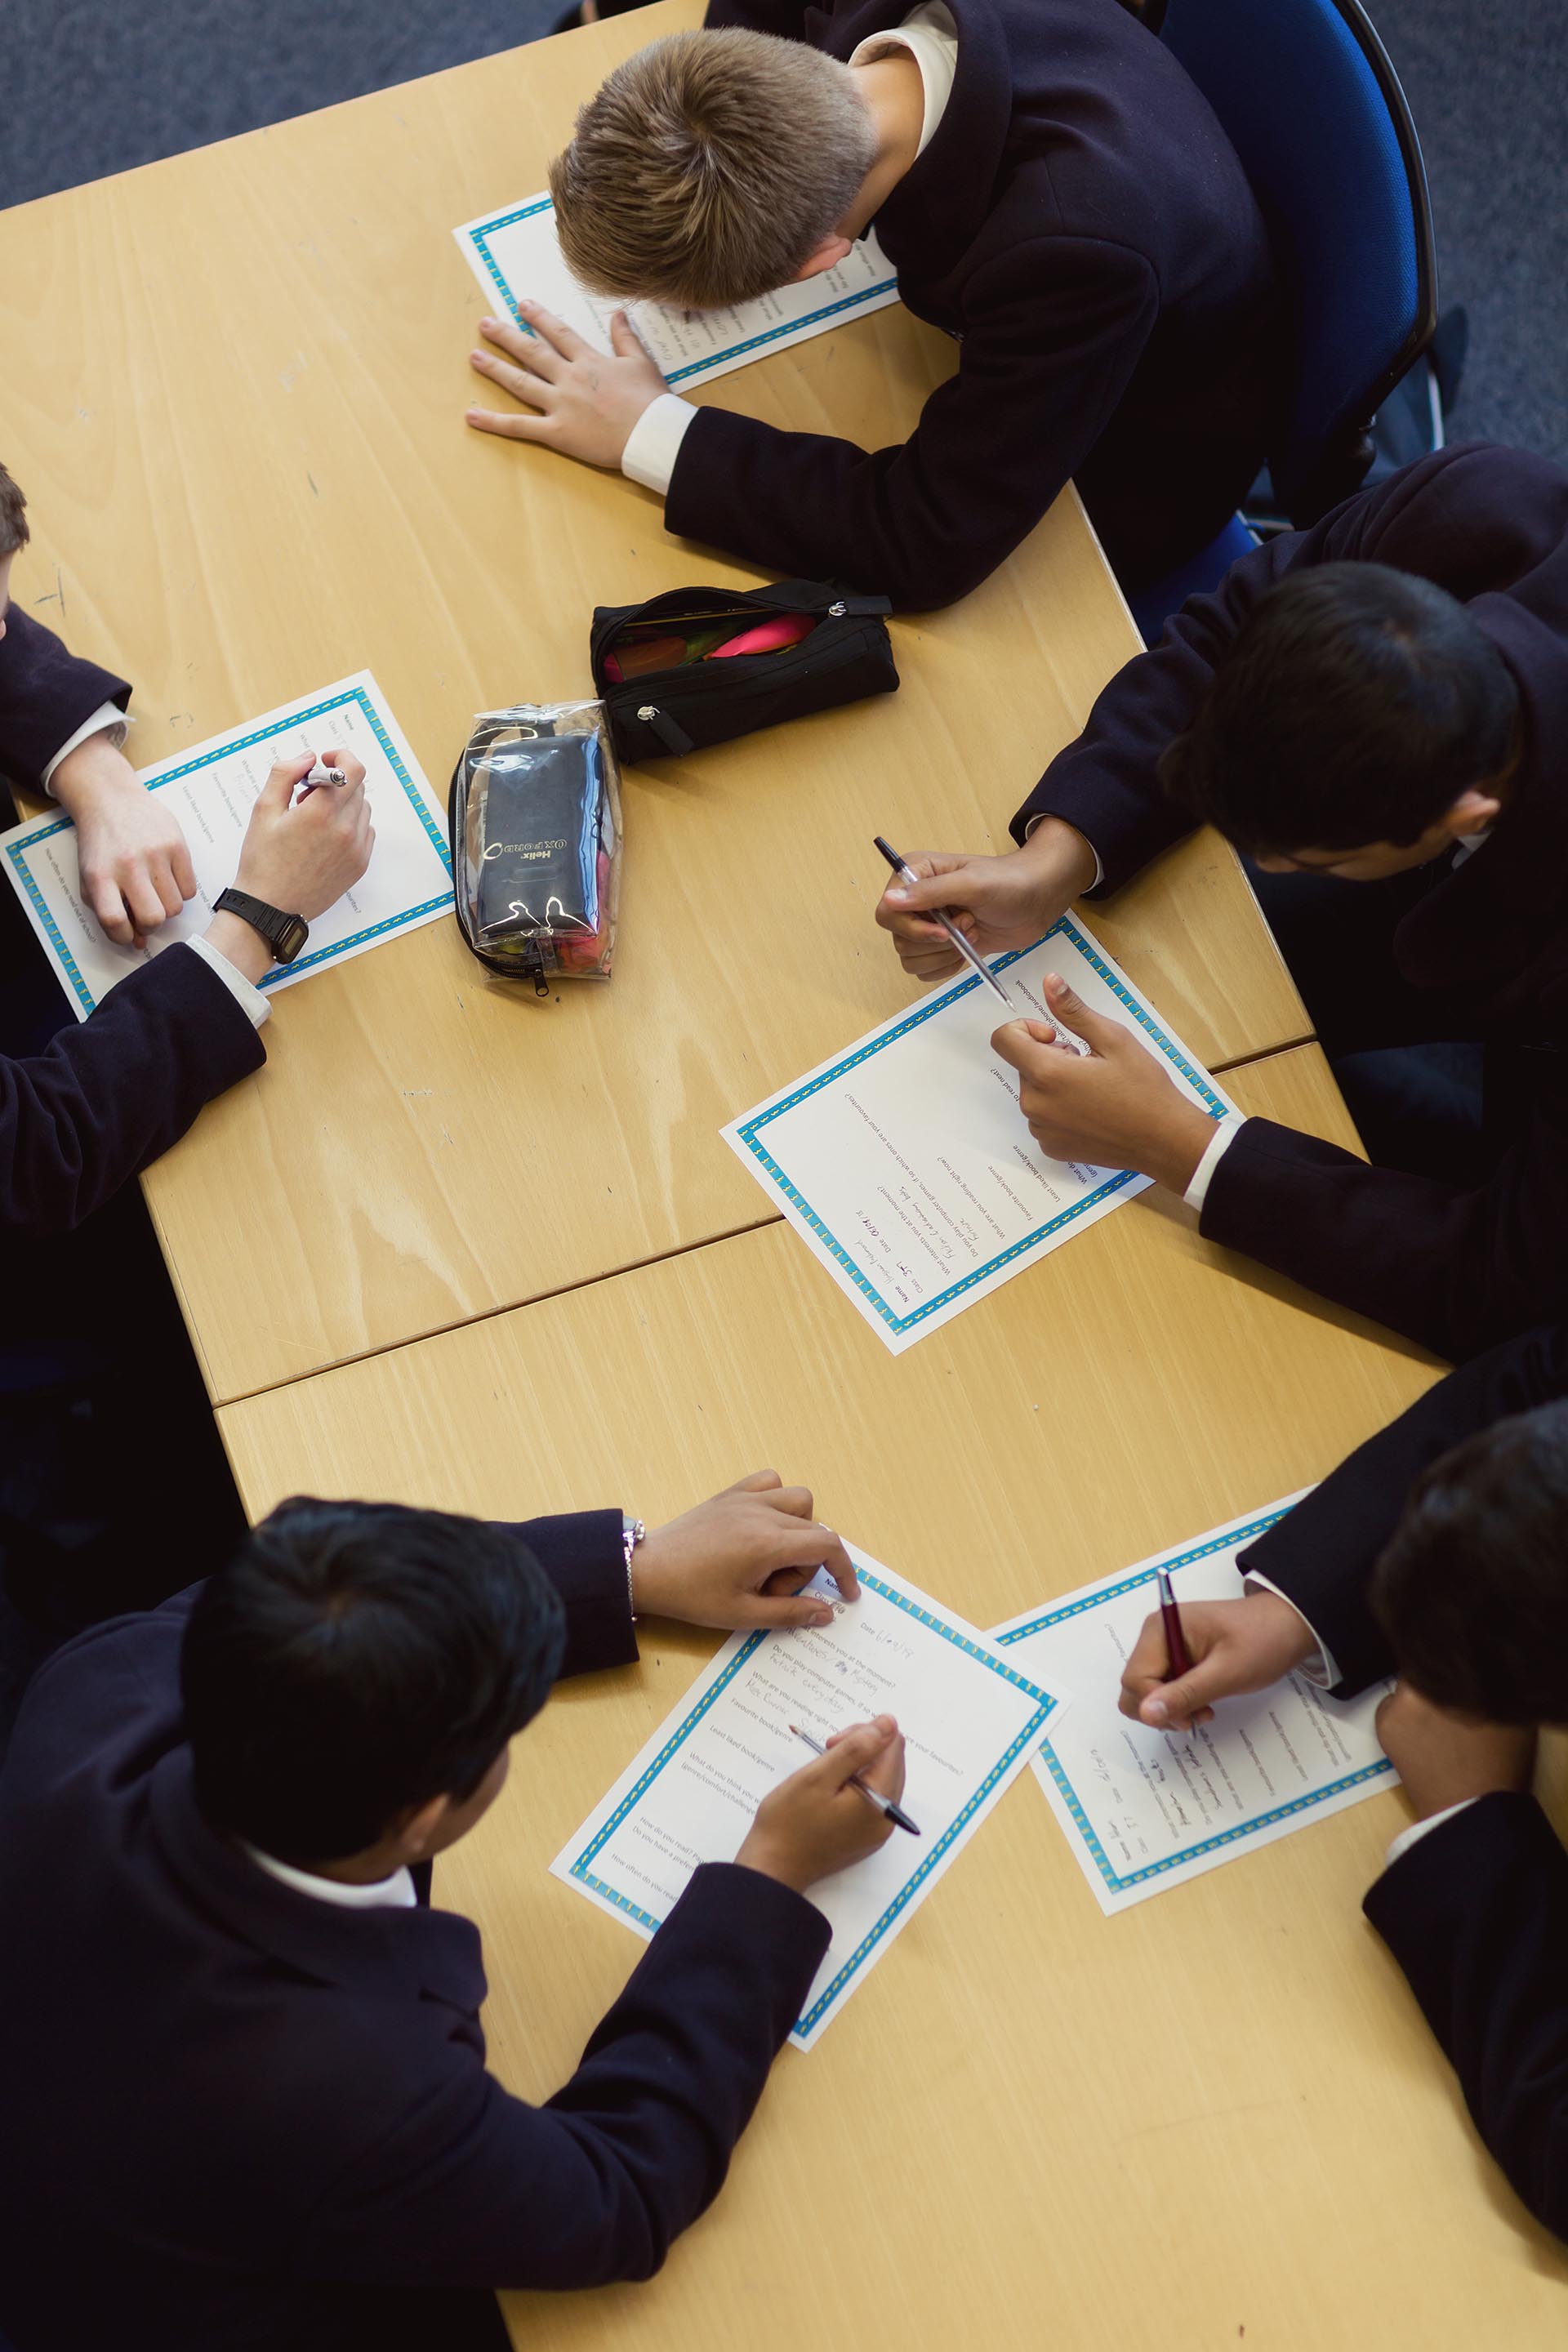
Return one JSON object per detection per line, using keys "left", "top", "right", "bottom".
{"left": 1139, "top": 1656, "right": 1230, "bottom": 1731}
{"left": 1041, "top": 971, "right": 1118, "bottom": 1054}
{"left": 751, "top": 1592, "right": 838, "bottom": 1632}
{"left": 884, "top": 859, "right": 969, "bottom": 913}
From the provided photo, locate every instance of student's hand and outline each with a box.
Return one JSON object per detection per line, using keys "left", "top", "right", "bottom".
{"left": 50, "top": 732, "right": 197, "bottom": 948}
{"left": 1120, "top": 1591, "right": 1318, "bottom": 1732}
{"left": 632, "top": 1471, "right": 858, "bottom": 1632}
{"left": 1376, "top": 1683, "right": 1538, "bottom": 1822}
{"left": 203, "top": 750, "right": 374, "bottom": 982}
{"left": 875, "top": 821, "right": 1098, "bottom": 984}
{"left": 466, "top": 305, "right": 669, "bottom": 470}
{"left": 990, "top": 975, "right": 1217, "bottom": 1191}
{"left": 735, "top": 1717, "right": 906, "bottom": 1893}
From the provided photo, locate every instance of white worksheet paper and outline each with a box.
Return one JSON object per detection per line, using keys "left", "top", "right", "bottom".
{"left": 723, "top": 918, "right": 1236, "bottom": 1353}
{"left": 991, "top": 1499, "right": 1396, "bottom": 1914}
{"left": 454, "top": 193, "right": 900, "bottom": 390}
{"left": 552, "top": 1552, "right": 1065, "bottom": 2049}
{"left": 0, "top": 672, "right": 452, "bottom": 1018}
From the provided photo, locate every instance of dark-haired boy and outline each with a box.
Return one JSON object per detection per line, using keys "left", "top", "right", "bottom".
{"left": 0, "top": 1470, "right": 902, "bottom": 2351}
{"left": 463, "top": 0, "right": 1285, "bottom": 607}
{"left": 1116, "top": 1321, "right": 1568, "bottom": 2244}
{"left": 877, "top": 443, "right": 1568, "bottom": 1361}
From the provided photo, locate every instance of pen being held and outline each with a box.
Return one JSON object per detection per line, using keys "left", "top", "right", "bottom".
{"left": 791, "top": 1722, "right": 921, "bottom": 1837}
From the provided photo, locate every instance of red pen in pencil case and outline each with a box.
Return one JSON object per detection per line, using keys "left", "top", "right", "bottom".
{"left": 448, "top": 701, "right": 623, "bottom": 994}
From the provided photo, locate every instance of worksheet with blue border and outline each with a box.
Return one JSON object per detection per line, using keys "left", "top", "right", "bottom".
{"left": 0, "top": 672, "right": 452, "bottom": 1018}
{"left": 453, "top": 194, "right": 899, "bottom": 390}
{"left": 722, "top": 920, "right": 1236, "bottom": 1353}
{"left": 991, "top": 1498, "right": 1396, "bottom": 1914}
{"left": 552, "top": 1549, "right": 1066, "bottom": 2050}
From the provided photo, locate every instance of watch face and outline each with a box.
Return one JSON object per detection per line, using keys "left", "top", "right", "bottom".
{"left": 274, "top": 915, "right": 310, "bottom": 964}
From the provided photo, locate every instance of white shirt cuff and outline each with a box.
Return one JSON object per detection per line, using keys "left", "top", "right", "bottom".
{"left": 41, "top": 702, "right": 128, "bottom": 794}
{"left": 1241, "top": 1574, "right": 1340, "bottom": 1689}
{"left": 186, "top": 933, "right": 272, "bottom": 1029}
{"left": 1385, "top": 1797, "right": 1477, "bottom": 1872}
{"left": 1022, "top": 810, "right": 1104, "bottom": 890}
{"left": 1183, "top": 1110, "right": 1246, "bottom": 1212}
{"left": 621, "top": 393, "right": 700, "bottom": 496}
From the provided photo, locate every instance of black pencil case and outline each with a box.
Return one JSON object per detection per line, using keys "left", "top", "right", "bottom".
{"left": 589, "top": 577, "right": 898, "bottom": 762}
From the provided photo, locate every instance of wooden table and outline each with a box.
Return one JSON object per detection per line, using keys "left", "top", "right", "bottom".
{"left": 0, "top": 2, "right": 1304, "bottom": 1404}
{"left": 220, "top": 1045, "right": 1568, "bottom": 2350}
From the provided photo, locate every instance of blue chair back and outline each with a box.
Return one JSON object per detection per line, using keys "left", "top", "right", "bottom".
{"left": 1159, "top": 0, "right": 1437, "bottom": 523}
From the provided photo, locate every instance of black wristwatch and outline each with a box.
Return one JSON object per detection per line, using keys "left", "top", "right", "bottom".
{"left": 213, "top": 888, "right": 310, "bottom": 966}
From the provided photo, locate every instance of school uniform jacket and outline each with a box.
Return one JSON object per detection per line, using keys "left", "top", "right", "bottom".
{"left": 1013, "top": 443, "right": 1568, "bottom": 1364}
{"left": 676, "top": 0, "right": 1283, "bottom": 603}
{"left": 0, "top": 1515, "right": 830, "bottom": 2351}
{"left": 0, "top": 607, "right": 263, "bottom": 1230}
{"left": 1236, "top": 1323, "right": 1568, "bottom": 2246}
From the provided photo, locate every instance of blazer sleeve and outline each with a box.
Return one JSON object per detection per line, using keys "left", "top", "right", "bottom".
{"left": 1198, "top": 1076, "right": 1568, "bottom": 1364}
{"left": 510, "top": 1509, "right": 639, "bottom": 1677}
{"left": 304, "top": 1860, "right": 830, "bottom": 2292}
{"left": 0, "top": 607, "right": 131, "bottom": 794}
{"left": 1234, "top": 1325, "right": 1568, "bottom": 1695}
{"left": 1365, "top": 1792, "right": 1568, "bottom": 2243}
{"left": 1008, "top": 440, "right": 1568, "bottom": 888}
{"left": 1, "top": 943, "right": 265, "bottom": 1235}
{"left": 664, "top": 234, "right": 1158, "bottom": 612}
{"left": 703, "top": 0, "right": 812, "bottom": 30}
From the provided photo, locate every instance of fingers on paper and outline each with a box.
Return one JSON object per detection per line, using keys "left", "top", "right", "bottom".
{"left": 90, "top": 881, "right": 136, "bottom": 946}
{"left": 170, "top": 840, "right": 198, "bottom": 901}
{"left": 261, "top": 752, "right": 318, "bottom": 806}
{"left": 512, "top": 297, "right": 590, "bottom": 363}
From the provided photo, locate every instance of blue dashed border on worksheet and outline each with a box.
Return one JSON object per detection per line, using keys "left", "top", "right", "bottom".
{"left": 995, "top": 1508, "right": 1396, "bottom": 1891}
{"left": 3, "top": 685, "right": 450, "bottom": 1013}
{"left": 464, "top": 197, "right": 898, "bottom": 385}
{"left": 733, "top": 915, "right": 1228, "bottom": 1334}
{"left": 568, "top": 1571, "right": 1060, "bottom": 2038}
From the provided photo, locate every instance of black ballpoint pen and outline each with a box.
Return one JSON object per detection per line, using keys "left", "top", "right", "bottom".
{"left": 790, "top": 1723, "right": 922, "bottom": 1836}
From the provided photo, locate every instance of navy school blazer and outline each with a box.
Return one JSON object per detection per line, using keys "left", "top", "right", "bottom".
{"left": 1014, "top": 443, "right": 1568, "bottom": 1364}
{"left": 0, "top": 606, "right": 265, "bottom": 1230}
{"left": 0, "top": 1512, "right": 830, "bottom": 2351}
{"left": 1237, "top": 1323, "right": 1568, "bottom": 2247}
{"left": 674, "top": 0, "right": 1284, "bottom": 604}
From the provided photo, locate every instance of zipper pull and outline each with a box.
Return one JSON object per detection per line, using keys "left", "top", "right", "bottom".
{"left": 828, "top": 600, "right": 846, "bottom": 617}
{"left": 636, "top": 705, "right": 696, "bottom": 755}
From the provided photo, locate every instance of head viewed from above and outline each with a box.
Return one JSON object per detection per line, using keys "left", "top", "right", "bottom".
{"left": 549, "top": 29, "right": 877, "bottom": 310}
{"left": 1159, "top": 563, "right": 1521, "bottom": 881}
{"left": 180, "top": 1498, "right": 567, "bottom": 1878}
{"left": 0, "top": 459, "right": 30, "bottom": 640}
{"left": 1372, "top": 1403, "right": 1568, "bottom": 1726}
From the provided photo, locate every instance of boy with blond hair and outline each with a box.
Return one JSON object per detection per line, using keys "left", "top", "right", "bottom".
{"left": 465, "top": 0, "right": 1284, "bottom": 608}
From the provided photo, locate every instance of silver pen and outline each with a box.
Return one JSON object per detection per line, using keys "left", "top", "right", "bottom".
{"left": 873, "top": 834, "right": 1014, "bottom": 1010}
{"left": 789, "top": 1722, "right": 921, "bottom": 1837}
{"left": 301, "top": 757, "right": 347, "bottom": 791}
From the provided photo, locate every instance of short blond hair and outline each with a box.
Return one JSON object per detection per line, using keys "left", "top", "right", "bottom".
{"left": 549, "top": 30, "right": 875, "bottom": 310}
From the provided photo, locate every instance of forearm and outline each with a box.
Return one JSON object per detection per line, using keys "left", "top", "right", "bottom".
{"left": 1366, "top": 1793, "right": 1568, "bottom": 2241}
{"left": 0, "top": 945, "right": 264, "bottom": 1233}
{"left": 1199, "top": 1116, "right": 1568, "bottom": 1364}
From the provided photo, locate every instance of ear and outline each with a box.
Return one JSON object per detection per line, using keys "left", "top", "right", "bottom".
{"left": 786, "top": 234, "right": 853, "bottom": 285}
{"left": 1442, "top": 786, "right": 1504, "bottom": 841}
{"left": 389, "top": 1793, "right": 452, "bottom": 1864}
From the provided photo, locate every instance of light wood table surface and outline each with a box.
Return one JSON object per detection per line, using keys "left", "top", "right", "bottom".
{"left": 219, "top": 1045, "right": 1568, "bottom": 2350}
{"left": 1, "top": 1, "right": 1303, "bottom": 1404}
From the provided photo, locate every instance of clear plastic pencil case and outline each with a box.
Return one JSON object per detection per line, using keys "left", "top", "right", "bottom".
{"left": 448, "top": 702, "right": 623, "bottom": 991}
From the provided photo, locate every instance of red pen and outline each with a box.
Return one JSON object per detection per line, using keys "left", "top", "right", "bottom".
{"left": 1156, "top": 1567, "right": 1192, "bottom": 1680}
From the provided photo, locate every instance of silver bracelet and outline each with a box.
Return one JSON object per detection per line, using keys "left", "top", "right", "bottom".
{"left": 621, "top": 1513, "right": 645, "bottom": 1619}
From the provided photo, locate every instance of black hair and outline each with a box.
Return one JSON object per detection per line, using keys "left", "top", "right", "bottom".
{"left": 1370, "top": 1404, "right": 1568, "bottom": 1724}
{"left": 1159, "top": 563, "right": 1519, "bottom": 855}
{"left": 181, "top": 1498, "right": 565, "bottom": 1864}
